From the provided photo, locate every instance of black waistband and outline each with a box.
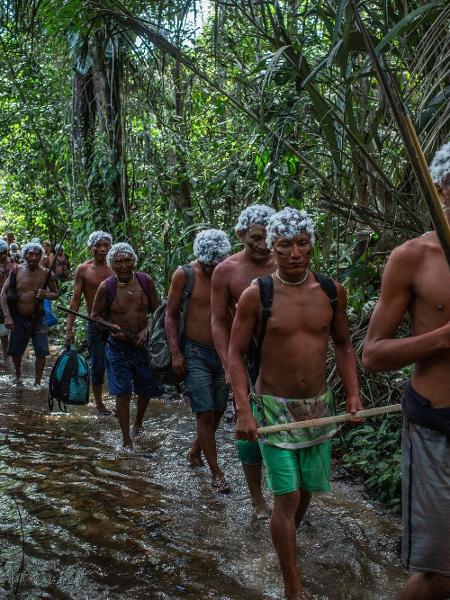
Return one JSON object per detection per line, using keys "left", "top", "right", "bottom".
{"left": 402, "top": 381, "right": 450, "bottom": 437}
{"left": 184, "top": 336, "right": 216, "bottom": 351}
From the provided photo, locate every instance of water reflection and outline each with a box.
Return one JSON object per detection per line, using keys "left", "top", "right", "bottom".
{"left": 0, "top": 350, "right": 406, "bottom": 599}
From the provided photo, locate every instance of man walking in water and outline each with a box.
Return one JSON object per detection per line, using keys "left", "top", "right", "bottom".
{"left": 0, "top": 241, "right": 59, "bottom": 388}
{"left": 66, "top": 231, "right": 113, "bottom": 415}
{"left": 0, "top": 239, "right": 12, "bottom": 363}
{"left": 166, "top": 229, "right": 231, "bottom": 492}
{"left": 229, "top": 207, "right": 362, "bottom": 599}
{"left": 364, "top": 142, "right": 450, "bottom": 600}
{"left": 211, "top": 204, "right": 275, "bottom": 516}
{"left": 91, "top": 243, "right": 161, "bottom": 449}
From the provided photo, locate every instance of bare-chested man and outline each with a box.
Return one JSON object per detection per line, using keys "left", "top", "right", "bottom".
{"left": 166, "top": 229, "right": 231, "bottom": 492}
{"left": 54, "top": 244, "right": 70, "bottom": 282}
{"left": 229, "top": 208, "right": 362, "bottom": 599}
{"left": 211, "top": 204, "right": 275, "bottom": 516}
{"left": 0, "top": 240, "right": 12, "bottom": 363}
{"left": 0, "top": 242, "right": 59, "bottom": 388}
{"left": 364, "top": 142, "right": 450, "bottom": 600}
{"left": 41, "top": 240, "right": 54, "bottom": 270}
{"left": 91, "top": 243, "right": 161, "bottom": 449}
{"left": 66, "top": 231, "right": 113, "bottom": 415}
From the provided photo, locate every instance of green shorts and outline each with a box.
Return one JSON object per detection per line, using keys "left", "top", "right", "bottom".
{"left": 259, "top": 439, "right": 331, "bottom": 495}
{"left": 236, "top": 439, "right": 262, "bottom": 465}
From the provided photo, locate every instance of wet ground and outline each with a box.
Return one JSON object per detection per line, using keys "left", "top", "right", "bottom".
{"left": 0, "top": 348, "right": 406, "bottom": 599}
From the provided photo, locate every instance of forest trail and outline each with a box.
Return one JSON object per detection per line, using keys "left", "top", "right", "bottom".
{"left": 0, "top": 348, "right": 406, "bottom": 600}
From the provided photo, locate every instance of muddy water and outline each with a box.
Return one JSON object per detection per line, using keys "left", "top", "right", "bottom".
{"left": 0, "top": 349, "right": 406, "bottom": 599}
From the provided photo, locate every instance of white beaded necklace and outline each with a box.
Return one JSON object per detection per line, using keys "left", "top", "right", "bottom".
{"left": 275, "top": 268, "right": 309, "bottom": 286}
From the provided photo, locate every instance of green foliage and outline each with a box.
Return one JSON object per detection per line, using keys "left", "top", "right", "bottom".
{"left": 335, "top": 416, "right": 402, "bottom": 511}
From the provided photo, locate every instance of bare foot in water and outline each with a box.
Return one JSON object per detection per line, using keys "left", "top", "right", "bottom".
{"left": 285, "top": 589, "right": 309, "bottom": 600}
{"left": 187, "top": 450, "right": 204, "bottom": 467}
{"left": 254, "top": 503, "right": 271, "bottom": 520}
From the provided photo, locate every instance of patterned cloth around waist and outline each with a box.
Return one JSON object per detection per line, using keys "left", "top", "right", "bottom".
{"left": 251, "top": 388, "right": 337, "bottom": 449}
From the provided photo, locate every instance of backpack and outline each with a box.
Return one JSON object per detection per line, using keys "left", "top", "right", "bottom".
{"left": 248, "top": 271, "right": 338, "bottom": 384}
{"left": 48, "top": 346, "right": 90, "bottom": 412}
{"left": 147, "top": 264, "right": 195, "bottom": 385}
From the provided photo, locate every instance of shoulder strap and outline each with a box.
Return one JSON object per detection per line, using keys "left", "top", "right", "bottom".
{"left": 252, "top": 275, "right": 274, "bottom": 381}
{"left": 313, "top": 272, "right": 338, "bottom": 312}
{"left": 104, "top": 275, "right": 117, "bottom": 308}
{"left": 136, "top": 272, "right": 152, "bottom": 300}
{"left": 181, "top": 264, "right": 195, "bottom": 298}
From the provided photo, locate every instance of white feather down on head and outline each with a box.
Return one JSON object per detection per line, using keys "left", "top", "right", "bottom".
{"left": 234, "top": 204, "right": 275, "bottom": 233}
{"left": 88, "top": 230, "right": 113, "bottom": 248}
{"left": 430, "top": 142, "right": 450, "bottom": 184}
{"left": 106, "top": 243, "right": 137, "bottom": 267}
{"left": 22, "top": 242, "right": 44, "bottom": 257}
{"left": 0, "top": 240, "right": 8, "bottom": 253}
{"left": 193, "top": 229, "right": 231, "bottom": 265}
{"left": 266, "top": 207, "right": 315, "bottom": 249}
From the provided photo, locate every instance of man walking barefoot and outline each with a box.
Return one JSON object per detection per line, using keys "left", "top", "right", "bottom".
{"left": 229, "top": 208, "right": 362, "bottom": 599}
{"left": 0, "top": 242, "right": 59, "bottom": 388}
{"left": 166, "top": 229, "right": 231, "bottom": 492}
{"left": 92, "top": 243, "right": 161, "bottom": 449}
{"left": 211, "top": 204, "right": 275, "bottom": 516}
{"left": 66, "top": 231, "right": 113, "bottom": 415}
{"left": 364, "top": 142, "right": 450, "bottom": 600}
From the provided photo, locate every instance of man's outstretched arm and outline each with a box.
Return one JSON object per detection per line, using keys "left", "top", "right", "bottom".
{"left": 363, "top": 244, "right": 450, "bottom": 372}
{"left": 165, "top": 268, "right": 186, "bottom": 376}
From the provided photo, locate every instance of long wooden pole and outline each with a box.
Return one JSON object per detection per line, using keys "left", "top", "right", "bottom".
{"left": 257, "top": 403, "right": 402, "bottom": 435}
{"left": 350, "top": 1, "right": 450, "bottom": 268}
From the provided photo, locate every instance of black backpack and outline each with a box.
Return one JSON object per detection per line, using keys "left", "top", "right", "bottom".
{"left": 248, "top": 272, "right": 338, "bottom": 384}
{"left": 147, "top": 264, "right": 195, "bottom": 385}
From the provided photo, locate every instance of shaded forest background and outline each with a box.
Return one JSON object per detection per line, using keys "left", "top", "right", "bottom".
{"left": 1, "top": 0, "right": 449, "bottom": 508}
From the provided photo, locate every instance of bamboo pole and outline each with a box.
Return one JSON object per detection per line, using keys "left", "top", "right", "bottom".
{"left": 350, "top": 1, "right": 450, "bottom": 268}
{"left": 257, "top": 404, "right": 402, "bottom": 435}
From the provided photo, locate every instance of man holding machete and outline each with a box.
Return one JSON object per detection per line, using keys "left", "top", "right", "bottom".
{"left": 228, "top": 207, "right": 362, "bottom": 600}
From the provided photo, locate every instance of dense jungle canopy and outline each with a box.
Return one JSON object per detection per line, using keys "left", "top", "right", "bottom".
{"left": 1, "top": 0, "right": 449, "bottom": 505}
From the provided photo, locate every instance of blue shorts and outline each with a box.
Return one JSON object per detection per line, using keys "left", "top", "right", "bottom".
{"left": 87, "top": 321, "right": 106, "bottom": 385}
{"left": 183, "top": 338, "right": 229, "bottom": 413}
{"left": 105, "top": 337, "right": 162, "bottom": 397}
{"left": 8, "top": 310, "right": 49, "bottom": 358}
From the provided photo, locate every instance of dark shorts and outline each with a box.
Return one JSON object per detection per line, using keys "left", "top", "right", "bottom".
{"left": 8, "top": 310, "right": 49, "bottom": 358}
{"left": 236, "top": 439, "right": 263, "bottom": 465}
{"left": 105, "top": 337, "right": 162, "bottom": 397}
{"left": 183, "top": 338, "right": 228, "bottom": 413}
{"left": 87, "top": 321, "right": 106, "bottom": 385}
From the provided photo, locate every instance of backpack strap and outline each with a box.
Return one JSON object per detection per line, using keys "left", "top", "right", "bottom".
{"left": 135, "top": 272, "right": 153, "bottom": 312}
{"left": 181, "top": 264, "right": 195, "bottom": 298}
{"left": 312, "top": 272, "right": 338, "bottom": 313}
{"left": 252, "top": 275, "right": 274, "bottom": 383}
{"left": 104, "top": 275, "right": 117, "bottom": 310}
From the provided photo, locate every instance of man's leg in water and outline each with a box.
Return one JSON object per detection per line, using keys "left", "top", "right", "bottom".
{"left": 116, "top": 394, "right": 132, "bottom": 448}
{"left": 1, "top": 335, "right": 8, "bottom": 362}
{"left": 271, "top": 490, "right": 308, "bottom": 600}
{"left": 399, "top": 573, "right": 450, "bottom": 600}
{"left": 87, "top": 323, "right": 110, "bottom": 413}
{"left": 34, "top": 357, "right": 45, "bottom": 385}
{"left": 12, "top": 355, "right": 22, "bottom": 381}
{"left": 242, "top": 463, "right": 270, "bottom": 517}
{"left": 195, "top": 410, "right": 225, "bottom": 480}
{"left": 189, "top": 410, "right": 223, "bottom": 467}
{"left": 133, "top": 395, "right": 149, "bottom": 435}
{"left": 295, "top": 489, "right": 312, "bottom": 528}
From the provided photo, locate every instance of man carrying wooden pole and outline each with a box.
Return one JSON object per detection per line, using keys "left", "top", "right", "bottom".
{"left": 228, "top": 207, "right": 363, "bottom": 600}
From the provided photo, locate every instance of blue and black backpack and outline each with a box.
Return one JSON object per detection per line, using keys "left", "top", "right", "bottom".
{"left": 48, "top": 346, "right": 90, "bottom": 412}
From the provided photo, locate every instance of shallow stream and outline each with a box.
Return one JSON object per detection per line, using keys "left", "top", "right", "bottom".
{"left": 0, "top": 348, "right": 406, "bottom": 599}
